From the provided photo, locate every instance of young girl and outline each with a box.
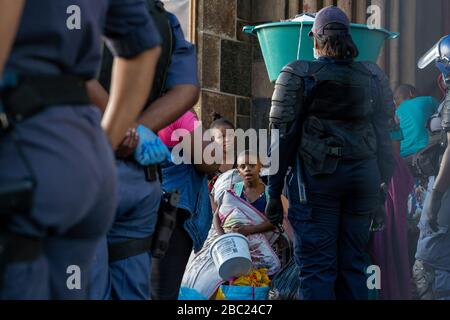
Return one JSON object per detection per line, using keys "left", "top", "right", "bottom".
{"left": 213, "top": 150, "right": 276, "bottom": 236}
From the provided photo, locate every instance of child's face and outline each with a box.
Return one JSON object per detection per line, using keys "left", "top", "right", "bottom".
{"left": 212, "top": 125, "right": 235, "bottom": 154}
{"left": 237, "top": 154, "right": 261, "bottom": 183}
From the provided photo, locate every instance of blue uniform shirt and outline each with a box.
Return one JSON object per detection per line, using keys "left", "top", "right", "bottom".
{"left": 5, "top": 0, "right": 161, "bottom": 79}
{"left": 164, "top": 12, "right": 198, "bottom": 88}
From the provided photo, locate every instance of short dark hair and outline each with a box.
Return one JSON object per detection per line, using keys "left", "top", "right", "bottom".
{"left": 210, "top": 112, "right": 235, "bottom": 130}
{"left": 314, "top": 23, "right": 359, "bottom": 60}
{"left": 394, "top": 84, "right": 417, "bottom": 103}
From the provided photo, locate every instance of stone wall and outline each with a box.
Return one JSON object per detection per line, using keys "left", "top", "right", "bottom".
{"left": 194, "top": 0, "right": 286, "bottom": 130}
{"left": 195, "top": 0, "right": 253, "bottom": 130}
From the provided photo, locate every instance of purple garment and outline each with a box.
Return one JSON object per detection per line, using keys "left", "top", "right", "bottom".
{"left": 370, "top": 153, "right": 414, "bottom": 300}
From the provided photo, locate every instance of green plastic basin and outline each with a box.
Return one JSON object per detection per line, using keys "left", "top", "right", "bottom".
{"left": 243, "top": 21, "right": 399, "bottom": 82}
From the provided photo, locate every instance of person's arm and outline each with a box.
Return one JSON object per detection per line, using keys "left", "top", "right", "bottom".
{"left": 426, "top": 131, "right": 450, "bottom": 231}
{"left": 232, "top": 222, "right": 276, "bottom": 236}
{"left": 139, "top": 84, "right": 199, "bottom": 132}
{"left": 433, "top": 91, "right": 450, "bottom": 192}
{"left": 433, "top": 132, "right": 450, "bottom": 192}
{"left": 391, "top": 116, "right": 403, "bottom": 156}
{"left": 140, "top": 12, "right": 200, "bottom": 132}
{"left": 0, "top": 0, "right": 25, "bottom": 77}
{"left": 265, "top": 62, "right": 307, "bottom": 226}
{"left": 210, "top": 193, "right": 218, "bottom": 214}
{"left": 87, "top": 78, "right": 199, "bottom": 149}
{"left": 267, "top": 62, "right": 306, "bottom": 200}
{"left": 100, "top": 0, "right": 162, "bottom": 150}
{"left": 85, "top": 81, "right": 199, "bottom": 130}
{"left": 250, "top": 221, "right": 276, "bottom": 234}
{"left": 213, "top": 210, "right": 225, "bottom": 236}
{"left": 86, "top": 79, "right": 109, "bottom": 113}
{"left": 102, "top": 48, "right": 161, "bottom": 149}
{"left": 364, "top": 62, "right": 396, "bottom": 184}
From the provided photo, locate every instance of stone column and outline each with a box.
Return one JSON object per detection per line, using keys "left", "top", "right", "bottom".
{"left": 371, "top": 0, "right": 387, "bottom": 69}
{"left": 323, "top": 0, "right": 334, "bottom": 9}
{"left": 337, "top": 0, "right": 353, "bottom": 20}
{"left": 355, "top": 0, "right": 368, "bottom": 24}
{"left": 303, "top": 0, "right": 318, "bottom": 13}
{"left": 389, "top": 0, "right": 400, "bottom": 90}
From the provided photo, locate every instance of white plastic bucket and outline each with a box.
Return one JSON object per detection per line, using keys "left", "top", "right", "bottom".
{"left": 210, "top": 233, "right": 252, "bottom": 281}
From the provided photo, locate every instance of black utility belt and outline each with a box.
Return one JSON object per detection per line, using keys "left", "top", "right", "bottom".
{"left": 2, "top": 75, "right": 89, "bottom": 123}
{"left": 119, "top": 157, "right": 163, "bottom": 183}
{"left": 108, "top": 235, "right": 153, "bottom": 262}
{"left": 0, "top": 232, "right": 43, "bottom": 263}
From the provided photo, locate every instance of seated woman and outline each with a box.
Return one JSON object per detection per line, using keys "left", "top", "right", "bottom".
{"left": 213, "top": 150, "right": 276, "bottom": 237}
{"left": 182, "top": 151, "right": 288, "bottom": 299}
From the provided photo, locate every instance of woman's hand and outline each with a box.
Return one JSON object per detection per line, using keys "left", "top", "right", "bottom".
{"left": 116, "top": 128, "right": 139, "bottom": 159}
{"left": 231, "top": 225, "right": 255, "bottom": 237}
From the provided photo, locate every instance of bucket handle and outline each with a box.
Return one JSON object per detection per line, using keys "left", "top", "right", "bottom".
{"left": 242, "top": 25, "right": 256, "bottom": 35}
{"left": 297, "top": 20, "right": 305, "bottom": 60}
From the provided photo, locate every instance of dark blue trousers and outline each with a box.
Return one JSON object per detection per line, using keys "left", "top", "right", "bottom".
{"left": 287, "top": 158, "right": 380, "bottom": 300}
{"left": 90, "top": 160, "right": 161, "bottom": 300}
{"left": 0, "top": 106, "right": 116, "bottom": 299}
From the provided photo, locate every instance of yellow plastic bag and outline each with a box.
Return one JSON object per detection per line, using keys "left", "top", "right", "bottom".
{"left": 233, "top": 268, "right": 271, "bottom": 287}
{"left": 211, "top": 287, "right": 226, "bottom": 300}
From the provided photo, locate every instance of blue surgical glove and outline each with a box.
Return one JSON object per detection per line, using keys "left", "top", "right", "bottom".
{"left": 134, "top": 125, "right": 171, "bottom": 165}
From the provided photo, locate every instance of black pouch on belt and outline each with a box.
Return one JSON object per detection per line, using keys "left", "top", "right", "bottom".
{"left": 151, "top": 190, "right": 180, "bottom": 259}
{"left": 0, "top": 179, "right": 34, "bottom": 223}
{"left": 3, "top": 75, "right": 89, "bottom": 122}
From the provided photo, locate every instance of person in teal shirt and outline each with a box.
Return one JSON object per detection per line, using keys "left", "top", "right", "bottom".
{"left": 394, "top": 84, "right": 439, "bottom": 158}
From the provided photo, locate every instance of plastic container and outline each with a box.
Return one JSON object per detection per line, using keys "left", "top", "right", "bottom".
{"left": 178, "top": 287, "right": 208, "bottom": 300}
{"left": 243, "top": 21, "right": 399, "bottom": 82}
{"left": 210, "top": 233, "right": 252, "bottom": 281}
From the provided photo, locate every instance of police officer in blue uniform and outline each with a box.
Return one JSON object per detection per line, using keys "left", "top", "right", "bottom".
{"left": 414, "top": 35, "right": 450, "bottom": 300}
{"left": 0, "top": 0, "right": 161, "bottom": 299}
{"left": 89, "top": 0, "right": 200, "bottom": 300}
{"left": 265, "top": 6, "right": 395, "bottom": 300}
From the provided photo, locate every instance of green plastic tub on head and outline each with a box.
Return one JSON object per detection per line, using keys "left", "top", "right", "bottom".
{"left": 243, "top": 21, "right": 399, "bottom": 82}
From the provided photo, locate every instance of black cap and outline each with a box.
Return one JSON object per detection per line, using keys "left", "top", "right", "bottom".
{"left": 309, "top": 6, "right": 350, "bottom": 37}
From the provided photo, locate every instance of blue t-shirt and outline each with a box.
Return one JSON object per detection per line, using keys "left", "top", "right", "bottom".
{"left": 396, "top": 96, "right": 439, "bottom": 157}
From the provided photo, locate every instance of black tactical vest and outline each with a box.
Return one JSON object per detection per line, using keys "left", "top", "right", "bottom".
{"left": 98, "top": 0, "right": 174, "bottom": 107}
{"left": 299, "top": 61, "right": 379, "bottom": 176}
